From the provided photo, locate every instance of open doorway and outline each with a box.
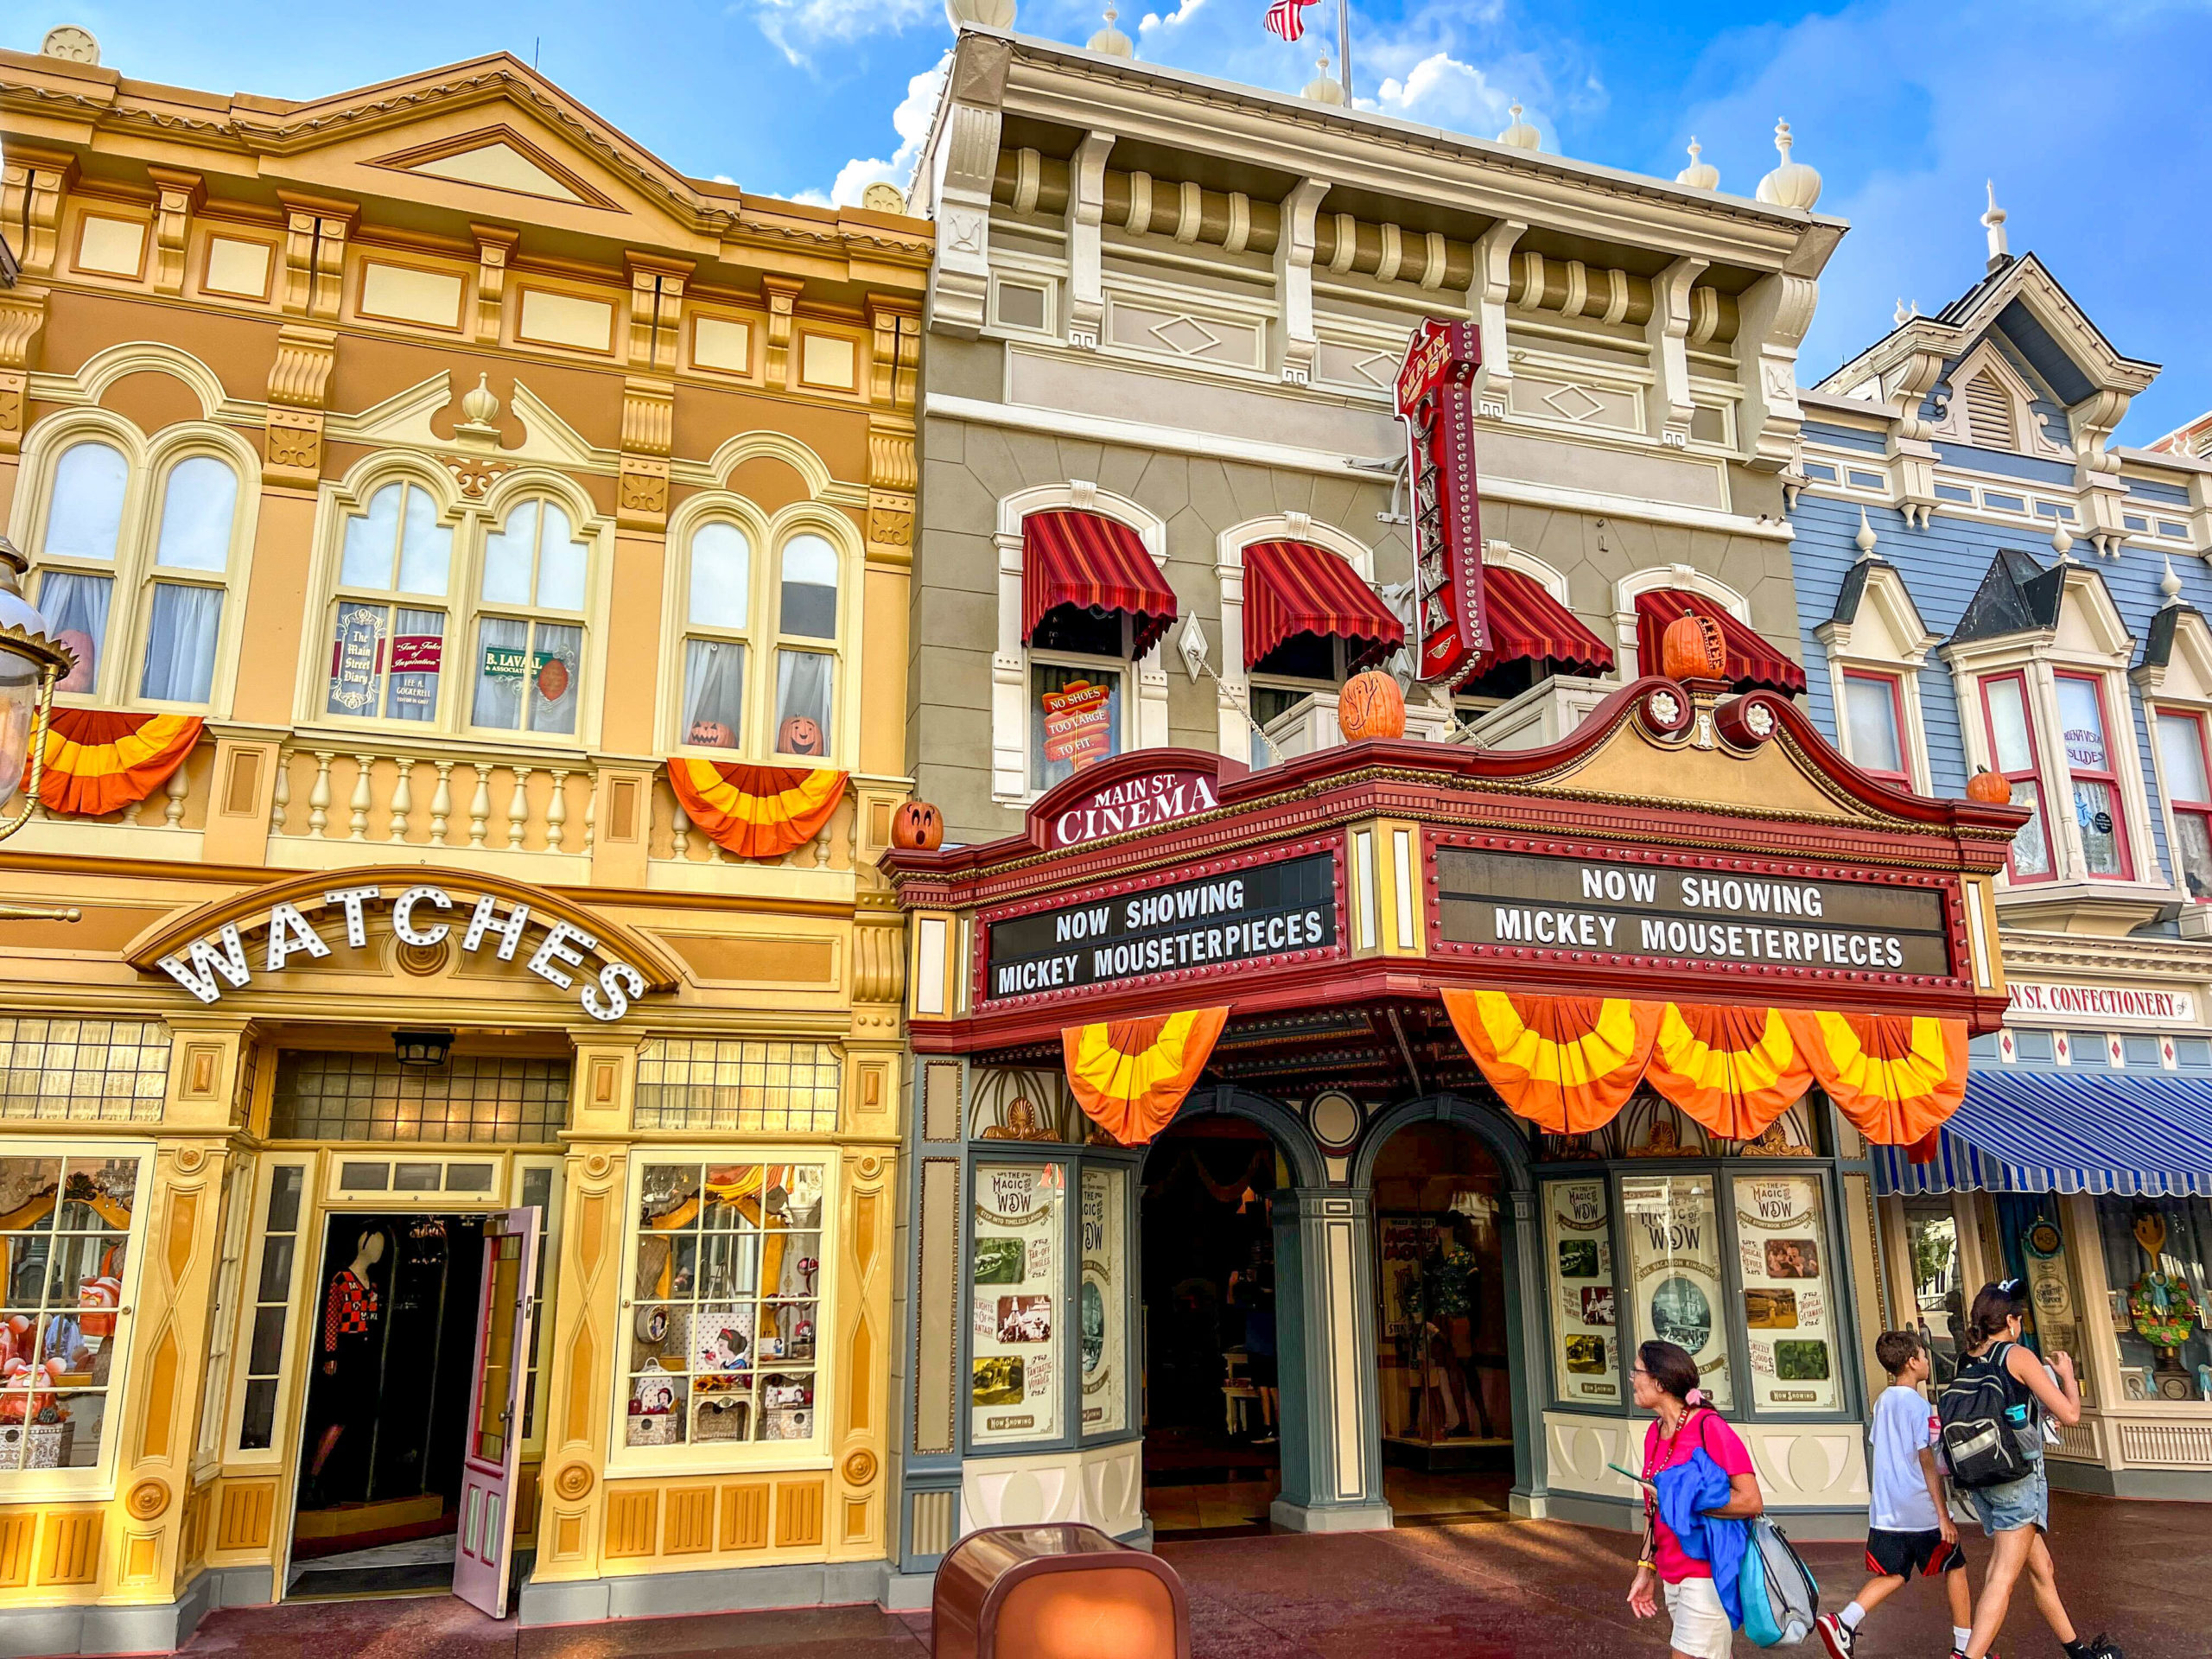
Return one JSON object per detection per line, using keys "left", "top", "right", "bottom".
{"left": 1371, "top": 1118, "right": 1516, "bottom": 1525}
{"left": 1138, "top": 1116, "right": 1286, "bottom": 1539}
{"left": 288, "top": 1213, "right": 486, "bottom": 1599}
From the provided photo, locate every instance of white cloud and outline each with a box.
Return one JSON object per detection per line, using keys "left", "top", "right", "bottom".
{"left": 812, "top": 54, "right": 950, "bottom": 207}
{"left": 1138, "top": 0, "right": 1206, "bottom": 37}
{"left": 1370, "top": 51, "right": 1513, "bottom": 135}
{"left": 747, "top": 0, "right": 936, "bottom": 64}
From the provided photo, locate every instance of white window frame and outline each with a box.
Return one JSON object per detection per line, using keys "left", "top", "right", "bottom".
{"left": 0, "top": 1140, "right": 156, "bottom": 1501}
{"left": 2134, "top": 606, "right": 2212, "bottom": 915}
{"left": 221, "top": 1152, "right": 315, "bottom": 1470}
{"left": 296, "top": 456, "right": 616, "bottom": 750}
{"left": 509, "top": 1154, "right": 567, "bottom": 1464}
{"left": 1212, "top": 513, "right": 1382, "bottom": 762}
{"left": 992, "top": 483, "right": 1170, "bottom": 804}
{"left": 1612, "top": 564, "right": 1751, "bottom": 680}
{"left": 607, "top": 1147, "right": 838, "bottom": 1477}
{"left": 10, "top": 409, "right": 261, "bottom": 718}
{"left": 1814, "top": 559, "right": 1939, "bottom": 794}
{"left": 192, "top": 1154, "right": 257, "bottom": 1482}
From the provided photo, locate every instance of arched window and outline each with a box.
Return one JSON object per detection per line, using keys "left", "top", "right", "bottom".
{"left": 138, "top": 455, "right": 238, "bottom": 704}
{"left": 472, "top": 498, "right": 588, "bottom": 736}
{"left": 327, "top": 480, "right": 454, "bottom": 723}
{"left": 680, "top": 521, "right": 752, "bottom": 750}
{"left": 33, "top": 440, "right": 130, "bottom": 695}
{"left": 772, "top": 533, "right": 838, "bottom": 757}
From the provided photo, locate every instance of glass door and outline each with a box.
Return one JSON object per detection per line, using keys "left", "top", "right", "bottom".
{"left": 453, "top": 1205, "right": 541, "bottom": 1618}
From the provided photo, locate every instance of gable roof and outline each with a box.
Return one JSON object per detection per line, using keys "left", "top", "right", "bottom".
{"left": 1950, "top": 548, "right": 2069, "bottom": 645}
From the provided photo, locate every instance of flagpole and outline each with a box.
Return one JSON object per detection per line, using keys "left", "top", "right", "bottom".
{"left": 1338, "top": 0, "right": 1351, "bottom": 101}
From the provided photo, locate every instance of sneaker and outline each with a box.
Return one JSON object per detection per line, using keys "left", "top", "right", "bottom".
{"left": 1816, "top": 1614, "right": 1858, "bottom": 1659}
{"left": 2078, "top": 1636, "right": 2121, "bottom": 1659}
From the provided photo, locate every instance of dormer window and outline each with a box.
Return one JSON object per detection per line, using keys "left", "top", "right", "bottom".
{"left": 2155, "top": 711, "right": 2212, "bottom": 900}
{"left": 2053, "top": 672, "right": 2132, "bottom": 878}
{"left": 1980, "top": 672, "right": 2054, "bottom": 881}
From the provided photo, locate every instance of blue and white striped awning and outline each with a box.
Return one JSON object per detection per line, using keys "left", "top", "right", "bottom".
{"left": 1872, "top": 1067, "right": 2212, "bottom": 1198}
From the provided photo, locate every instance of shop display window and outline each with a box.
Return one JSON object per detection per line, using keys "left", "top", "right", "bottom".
{"left": 0, "top": 1151, "right": 147, "bottom": 1481}
{"left": 1079, "top": 1166, "right": 1128, "bottom": 1439}
{"left": 2095, "top": 1196, "right": 2212, "bottom": 1402}
{"left": 971, "top": 1160, "right": 1065, "bottom": 1447}
{"left": 1543, "top": 1179, "right": 1621, "bottom": 1406}
{"left": 1902, "top": 1197, "right": 1966, "bottom": 1385}
{"left": 623, "top": 1160, "right": 825, "bottom": 1454}
{"left": 1732, "top": 1174, "right": 1840, "bottom": 1411}
{"left": 1618, "top": 1173, "right": 1733, "bottom": 1410}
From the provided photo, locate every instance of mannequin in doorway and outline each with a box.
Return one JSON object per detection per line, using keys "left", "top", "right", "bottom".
{"left": 1228, "top": 1249, "right": 1279, "bottom": 1446}
{"left": 1415, "top": 1216, "right": 1496, "bottom": 1440}
{"left": 307, "top": 1228, "right": 386, "bottom": 1503}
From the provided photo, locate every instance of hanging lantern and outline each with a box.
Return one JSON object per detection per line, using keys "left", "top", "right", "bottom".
{"left": 1660, "top": 610, "right": 1728, "bottom": 683}
{"left": 0, "top": 536, "right": 77, "bottom": 843}
{"left": 1338, "top": 669, "right": 1407, "bottom": 741}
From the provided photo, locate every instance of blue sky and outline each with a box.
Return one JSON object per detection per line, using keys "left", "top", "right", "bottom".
{"left": 11, "top": 0, "right": 2212, "bottom": 440}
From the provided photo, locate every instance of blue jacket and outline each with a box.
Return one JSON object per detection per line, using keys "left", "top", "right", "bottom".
{"left": 1653, "top": 1427, "right": 1749, "bottom": 1629}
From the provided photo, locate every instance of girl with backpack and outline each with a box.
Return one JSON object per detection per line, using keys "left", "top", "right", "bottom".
{"left": 1942, "top": 1280, "right": 2120, "bottom": 1659}
{"left": 1627, "top": 1340, "right": 1765, "bottom": 1659}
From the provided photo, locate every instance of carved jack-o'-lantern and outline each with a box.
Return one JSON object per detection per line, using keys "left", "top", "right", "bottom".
{"left": 1966, "top": 768, "right": 2013, "bottom": 805}
{"left": 778, "top": 716, "right": 825, "bottom": 757}
{"left": 1337, "top": 669, "right": 1407, "bottom": 741}
{"left": 1660, "top": 610, "right": 1728, "bottom": 683}
{"left": 893, "top": 800, "right": 944, "bottom": 851}
{"left": 54, "top": 631, "right": 95, "bottom": 696}
{"left": 686, "top": 719, "right": 734, "bottom": 748}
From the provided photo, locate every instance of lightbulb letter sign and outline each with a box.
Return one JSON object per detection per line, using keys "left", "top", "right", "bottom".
{"left": 1395, "top": 318, "right": 1487, "bottom": 686}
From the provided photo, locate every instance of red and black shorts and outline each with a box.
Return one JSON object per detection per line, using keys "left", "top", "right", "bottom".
{"left": 1866, "top": 1527, "right": 1966, "bottom": 1580}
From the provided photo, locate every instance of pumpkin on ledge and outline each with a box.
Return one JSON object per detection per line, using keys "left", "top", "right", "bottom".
{"left": 892, "top": 799, "right": 944, "bottom": 851}
{"left": 1965, "top": 769, "right": 2013, "bottom": 805}
{"left": 1338, "top": 669, "right": 1407, "bottom": 741}
{"left": 1660, "top": 610, "right": 1729, "bottom": 683}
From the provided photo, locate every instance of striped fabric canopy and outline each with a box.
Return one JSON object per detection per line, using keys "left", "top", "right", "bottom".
{"left": 1243, "top": 541, "right": 1405, "bottom": 671}
{"left": 1634, "top": 588, "right": 1808, "bottom": 694}
{"left": 1872, "top": 1068, "right": 2212, "bottom": 1198}
{"left": 1022, "top": 510, "right": 1179, "bottom": 656}
{"left": 1471, "top": 567, "right": 1615, "bottom": 678}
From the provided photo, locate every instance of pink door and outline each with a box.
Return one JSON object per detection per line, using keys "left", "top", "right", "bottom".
{"left": 453, "top": 1205, "right": 542, "bottom": 1618}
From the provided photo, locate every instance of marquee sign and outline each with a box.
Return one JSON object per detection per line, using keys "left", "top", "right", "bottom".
{"left": 1395, "top": 317, "right": 1487, "bottom": 685}
{"left": 1434, "top": 848, "right": 1954, "bottom": 979}
{"left": 1046, "top": 766, "right": 1223, "bottom": 851}
{"left": 154, "top": 882, "right": 651, "bottom": 1021}
{"left": 985, "top": 853, "right": 1337, "bottom": 1001}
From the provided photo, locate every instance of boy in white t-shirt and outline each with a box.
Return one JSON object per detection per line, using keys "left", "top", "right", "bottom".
{"left": 1817, "top": 1330, "right": 1986, "bottom": 1659}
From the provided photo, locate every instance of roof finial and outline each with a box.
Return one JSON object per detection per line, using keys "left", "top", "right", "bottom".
{"left": 1755, "top": 119, "right": 1821, "bottom": 211}
{"left": 1087, "top": 3, "right": 1133, "bottom": 54}
{"left": 2050, "top": 521, "right": 2075, "bottom": 562}
{"left": 1676, "top": 137, "right": 1719, "bottom": 191}
{"left": 1981, "top": 181, "right": 2009, "bottom": 271}
{"left": 1497, "top": 101, "right": 1541, "bottom": 150}
{"left": 1893, "top": 297, "right": 1913, "bottom": 327}
{"left": 1855, "top": 505, "right": 1878, "bottom": 559}
{"left": 2162, "top": 554, "right": 2184, "bottom": 605}
{"left": 1301, "top": 50, "right": 1344, "bottom": 105}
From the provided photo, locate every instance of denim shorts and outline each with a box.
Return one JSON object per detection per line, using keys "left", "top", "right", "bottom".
{"left": 1967, "top": 1459, "right": 2049, "bottom": 1535}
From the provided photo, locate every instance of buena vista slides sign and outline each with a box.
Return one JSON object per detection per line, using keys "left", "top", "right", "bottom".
{"left": 154, "top": 881, "right": 652, "bottom": 1021}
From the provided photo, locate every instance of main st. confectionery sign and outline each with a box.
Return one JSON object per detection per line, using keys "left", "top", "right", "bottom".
{"left": 1435, "top": 847, "right": 1953, "bottom": 978}
{"left": 153, "top": 881, "right": 650, "bottom": 1020}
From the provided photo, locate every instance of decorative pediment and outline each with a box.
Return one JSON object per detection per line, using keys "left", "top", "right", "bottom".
{"left": 2136, "top": 604, "right": 2212, "bottom": 702}
{"left": 1820, "top": 556, "right": 1938, "bottom": 666}
{"left": 324, "top": 372, "right": 611, "bottom": 470}
{"left": 368, "top": 125, "right": 615, "bottom": 209}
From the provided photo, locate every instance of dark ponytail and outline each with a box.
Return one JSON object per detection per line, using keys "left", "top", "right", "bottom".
{"left": 1639, "top": 1340, "right": 1703, "bottom": 1404}
{"left": 1966, "top": 1279, "right": 2027, "bottom": 1349}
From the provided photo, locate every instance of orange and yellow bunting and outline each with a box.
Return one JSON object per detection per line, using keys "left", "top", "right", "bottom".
{"left": 32, "top": 709, "right": 202, "bottom": 818}
{"left": 1063, "top": 1007, "right": 1230, "bottom": 1146}
{"left": 1644, "top": 1003, "right": 1814, "bottom": 1141}
{"left": 1783, "top": 1010, "right": 1967, "bottom": 1147}
{"left": 1441, "top": 989, "right": 1660, "bottom": 1135}
{"left": 666, "top": 760, "right": 846, "bottom": 861}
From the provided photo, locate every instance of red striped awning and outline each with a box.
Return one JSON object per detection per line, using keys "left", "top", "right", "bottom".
{"left": 1634, "top": 588, "right": 1807, "bottom": 695}
{"left": 1244, "top": 541, "right": 1404, "bottom": 671}
{"left": 1023, "top": 511, "right": 1179, "bottom": 656}
{"left": 1473, "top": 567, "right": 1614, "bottom": 677}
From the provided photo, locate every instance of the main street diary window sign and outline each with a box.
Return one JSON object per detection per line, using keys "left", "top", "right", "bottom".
{"left": 1435, "top": 847, "right": 1954, "bottom": 978}
{"left": 985, "top": 853, "right": 1338, "bottom": 1001}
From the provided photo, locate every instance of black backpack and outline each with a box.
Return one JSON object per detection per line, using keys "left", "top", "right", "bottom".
{"left": 1937, "top": 1340, "right": 2036, "bottom": 1490}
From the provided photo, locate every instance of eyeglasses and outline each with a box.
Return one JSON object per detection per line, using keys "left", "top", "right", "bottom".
{"left": 1630, "top": 1365, "right": 1652, "bottom": 1380}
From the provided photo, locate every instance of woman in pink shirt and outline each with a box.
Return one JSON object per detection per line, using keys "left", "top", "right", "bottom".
{"left": 1628, "top": 1339, "right": 1765, "bottom": 1659}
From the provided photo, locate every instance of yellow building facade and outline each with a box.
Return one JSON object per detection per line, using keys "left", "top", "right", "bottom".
{"left": 0, "top": 31, "right": 926, "bottom": 1651}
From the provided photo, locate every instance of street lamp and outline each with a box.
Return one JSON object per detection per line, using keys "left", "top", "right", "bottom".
{"left": 0, "top": 533, "right": 75, "bottom": 842}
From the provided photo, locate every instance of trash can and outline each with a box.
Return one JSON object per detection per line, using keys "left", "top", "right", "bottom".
{"left": 931, "top": 1522, "right": 1190, "bottom": 1659}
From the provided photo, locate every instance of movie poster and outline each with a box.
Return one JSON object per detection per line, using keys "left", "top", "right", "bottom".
{"left": 1620, "top": 1173, "right": 1732, "bottom": 1409}
{"left": 1545, "top": 1179, "right": 1620, "bottom": 1404}
{"left": 1734, "top": 1174, "right": 1837, "bottom": 1410}
{"left": 1080, "top": 1166, "right": 1127, "bottom": 1437}
{"left": 970, "top": 1162, "right": 1063, "bottom": 1446}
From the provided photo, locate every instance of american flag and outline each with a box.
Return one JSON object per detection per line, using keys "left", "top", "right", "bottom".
{"left": 1264, "top": 0, "right": 1315, "bottom": 41}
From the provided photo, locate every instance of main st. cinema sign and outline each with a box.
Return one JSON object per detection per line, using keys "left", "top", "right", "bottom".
{"left": 155, "top": 882, "right": 650, "bottom": 1021}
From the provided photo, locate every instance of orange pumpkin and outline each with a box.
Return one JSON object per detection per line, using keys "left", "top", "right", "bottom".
{"left": 1966, "top": 768, "right": 2013, "bottom": 805}
{"left": 777, "top": 716, "right": 825, "bottom": 756}
{"left": 1338, "top": 669, "right": 1407, "bottom": 741}
{"left": 1660, "top": 610, "right": 1728, "bottom": 683}
{"left": 686, "top": 719, "right": 734, "bottom": 748}
{"left": 893, "top": 800, "right": 944, "bottom": 851}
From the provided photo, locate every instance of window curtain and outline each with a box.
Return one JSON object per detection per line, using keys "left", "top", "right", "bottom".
{"left": 774, "top": 649, "right": 833, "bottom": 753}
{"left": 37, "top": 572, "right": 111, "bottom": 694}
{"left": 682, "top": 639, "right": 746, "bottom": 747}
{"left": 138, "top": 584, "right": 224, "bottom": 704}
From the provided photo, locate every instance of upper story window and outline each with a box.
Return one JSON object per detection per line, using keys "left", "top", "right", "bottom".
{"left": 318, "top": 475, "right": 603, "bottom": 744}
{"left": 1031, "top": 611, "right": 1131, "bottom": 794}
{"left": 1841, "top": 671, "right": 1909, "bottom": 788}
{"left": 668, "top": 514, "right": 851, "bottom": 765}
{"left": 2053, "top": 672, "right": 2131, "bottom": 879}
{"left": 29, "top": 435, "right": 248, "bottom": 712}
{"left": 2155, "top": 710, "right": 2212, "bottom": 901}
{"left": 1980, "top": 672, "right": 2054, "bottom": 882}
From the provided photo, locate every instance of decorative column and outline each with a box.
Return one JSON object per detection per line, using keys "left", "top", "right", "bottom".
{"left": 1503, "top": 1188, "right": 1550, "bottom": 1515}
{"left": 1269, "top": 1187, "right": 1392, "bottom": 1532}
